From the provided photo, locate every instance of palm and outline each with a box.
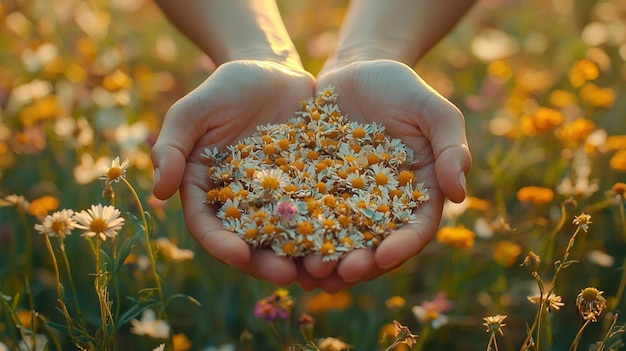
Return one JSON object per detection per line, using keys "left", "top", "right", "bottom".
{"left": 152, "top": 61, "right": 315, "bottom": 286}
{"left": 305, "top": 60, "right": 471, "bottom": 289}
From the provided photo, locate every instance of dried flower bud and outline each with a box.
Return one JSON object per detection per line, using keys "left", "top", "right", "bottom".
{"left": 102, "top": 184, "right": 115, "bottom": 202}
{"left": 297, "top": 313, "right": 316, "bottom": 342}
{"left": 521, "top": 251, "right": 542, "bottom": 271}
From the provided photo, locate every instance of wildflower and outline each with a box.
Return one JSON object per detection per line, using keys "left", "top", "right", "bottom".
{"left": 253, "top": 289, "right": 295, "bottom": 322}
{"left": 580, "top": 83, "right": 615, "bottom": 108}
{"left": 34, "top": 209, "right": 76, "bottom": 238}
{"left": 73, "top": 204, "right": 125, "bottom": 241}
{"left": 17, "top": 333, "right": 48, "bottom": 351}
{"left": 412, "top": 292, "right": 453, "bottom": 329}
{"left": 306, "top": 290, "right": 352, "bottom": 314}
{"left": 573, "top": 213, "right": 592, "bottom": 232}
{"left": 612, "top": 182, "right": 626, "bottom": 197}
{"left": 483, "top": 314, "right": 507, "bottom": 336}
{"left": 556, "top": 118, "right": 596, "bottom": 144}
{"left": 275, "top": 198, "right": 299, "bottom": 222}
{"left": 172, "top": 333, "right": 193, "bottom": 351}
{"left": 527, "top": 293, "right": 565, "bottom": 312}
{"left": 392, "top": 320, "right": 418, "bottom": 348}
{"left": 610, "top": 150, "right": 626, "bottom": 172}
{"left": 0, "top": 194, "right": 30, "bottom": 212}
{"left": 153, "top": 345, "right": 165, "bottom": 351}
{"left": 317, "top": 337, "right": 352, "bottom": 351}
{"left": 130, "top": 309, "right": 170, "bottom": 339}
{"left": 297, "top": 313, "right": 316, "bottom": 342}
{"left": 155, "top": 238, "right": 194, "bottom": 261}
{"left": 492, "top": 240, "right": 522, "bottom": 267}
{"left": 436, "top": 226, "right": 475, "bottom": 249}
{"left": 100, "top": 156, "right": 129, "bottom": 185}
{"left": 576, "top": 287, "right": 607, "bottom": 322}
{"left": 28, "top": 195, "right": 59, "bottom": 217}
{"left": 521, "top": 251, "right": 542, "bottom": 272}
{"left": 520, "top": 107, "right": 563, "bottom": 135}
{"left": 568, "top": 59, "right": 599, "bottom": 87}
{"left": 385, "top": 296, "right": 406, "bottom": 309}
{"left": 587, "top": 250, "right": 615, "bottom": 268}
{"left": 516, "top": 186, "right": 554, "bottom": 205}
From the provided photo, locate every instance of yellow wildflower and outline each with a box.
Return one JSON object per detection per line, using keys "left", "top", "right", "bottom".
{"left": 580, "top": 83, "right": 615, "bottom": 108}
{"left": 28, "top": 195, "right": 59, "bottom": 217}
{"left": 516, "top": 186, "right": 554, "bottom": 205}
{"left": 436, "top": 226, "right": 475, "bottom": 249}
{"left": 306, "top": 290, "right": 353, "bottom": 314}
{"left": 521, "top": 107, "right": 563, "bottom": 135}
{"left": 493, "top": 241, "right": 523, "bottom": 267}
{"left": 555, "top": 118, "right": 595, "bottom": 144}
{"left": 568, "top": 59, "right": 599, "bottom": 87}
{"left": 610, "top": 150, "right": 626, "bottom": 172}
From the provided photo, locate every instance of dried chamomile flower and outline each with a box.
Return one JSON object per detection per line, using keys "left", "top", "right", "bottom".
{"left": 203, "top": 86, "right": 429, "bottom": 261}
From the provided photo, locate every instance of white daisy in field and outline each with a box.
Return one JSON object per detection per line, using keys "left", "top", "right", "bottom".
{"left": 34, "top": 209, "right": 76, "bottom": 238}
{"left": 99, "top": 156, "right": 129, "bottom": 185}
{"left": 73, "top": 204, "right": 125, "bottom": 241}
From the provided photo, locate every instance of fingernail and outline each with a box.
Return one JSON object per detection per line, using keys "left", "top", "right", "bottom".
{"left": 153, "top": 168, "right": 161, "bottom": 187}
{"left": 459, "top": 172, "right": 467, "bottom": 197}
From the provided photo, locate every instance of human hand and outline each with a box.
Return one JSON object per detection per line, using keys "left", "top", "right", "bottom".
{"left": 301, "top": 60, "right": 472, "bottom": 291}
{"left": 151, "top": 60, "right": 315, "bottom": 286}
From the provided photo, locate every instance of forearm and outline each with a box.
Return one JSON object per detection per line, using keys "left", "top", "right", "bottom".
{"left": 154, "top": 0, "right": 302, "bottom": 69}
{"left": 322, "top": 0, "right": 476, "bottom": 72}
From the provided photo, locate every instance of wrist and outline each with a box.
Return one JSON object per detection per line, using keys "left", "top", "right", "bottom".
{"left": 319, "top": 43, "right": 412, "bottom": 76}
{"left": 226, "top": 45, "right": 304, "bottom": 72}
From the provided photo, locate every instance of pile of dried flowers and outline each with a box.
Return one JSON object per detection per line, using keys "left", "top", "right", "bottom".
{"left": 203, "top": 86, "right": 429, "bottom": 261}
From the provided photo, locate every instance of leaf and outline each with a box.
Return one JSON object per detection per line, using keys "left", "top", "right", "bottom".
{"left": 116, "top": 299, "right": 158, "bottom": 329}
{"left": 165, "top": 293, "right": 201, "bottom": 308}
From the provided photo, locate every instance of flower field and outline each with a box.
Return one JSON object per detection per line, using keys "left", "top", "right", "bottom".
{"left": 1, "top": 0, "right": 626, "bottom": 350}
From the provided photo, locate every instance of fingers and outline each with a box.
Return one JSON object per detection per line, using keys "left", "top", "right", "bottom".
{"left": 151, "top": 97, "right": 209, "bottom": 200}
{"left": 414, "top": 93, "right": 472, "bottom": 203}
{"left": 302, "top": 254, "right": 337, "bottom": 279}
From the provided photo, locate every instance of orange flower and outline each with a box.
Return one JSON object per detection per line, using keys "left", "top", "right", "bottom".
{"left": 28, "top": 195, "right": 59, "bottom": 217}
{"left": 555, "top": 118, "right": 595, "bottom": 144}
{"left": 521, "top": 107, "right": 564, "bottom": 135}
{"left": 306, "top": 290, "right": 353, "bottom": 314}
{"left": 580, "top": 83, "right": 615, "bottom": 108}
{"left": 568, "top": 59, "right": 599, "bottom": 87}
{"left": 436, "top": 226, "right": 475, "bottom": 249}
{"left": 605, "top": 135, "right": 626, "bottom": 151}
{"left": 385, "top": 296, "right": 406, "bottom": 309}
{"left": 610, "top": 150, "right": 626, "bottom": 172}
{"left": 516, "top": 186, "right": 554, "bottom": 205}
{"left": 493, "top": 241, "right": 523, "bottom": 267}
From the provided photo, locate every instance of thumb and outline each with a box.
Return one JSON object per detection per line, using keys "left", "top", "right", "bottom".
{"left": 151, "top": 96, "right": 207, "bottom": 200}
{"left": 416, "top": 95, "right": 472, "bottom": 203}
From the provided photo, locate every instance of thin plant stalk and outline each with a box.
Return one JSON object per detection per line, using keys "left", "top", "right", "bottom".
{"left": 413, "top": 324, "right": 431, "bottom": 351}
{"left": 121, "top": 178, "right": 164, "bottom": 303}
{"left": 485, "top": 332, "right": 499, "bottom": 351}
{"left": 596, "top": 312, "right": 619, "bottom": 351}
{"left": 58, "top": 238, "right": 85, "bottom": 326}
{"left": 122, "top": 178, "right": 173, "bottom": 347}
{"left": 569, "top": 319, "right": 591, "bottom": 351}
{"left": 612, "top": 196, "right": 626, "bottom": 309}
{"left": 43, "top": 234, "right": 80, "bottom": 347}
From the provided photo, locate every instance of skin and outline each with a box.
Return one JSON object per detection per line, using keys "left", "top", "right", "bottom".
{"left": 152, "top": 0, "right": 475, "bottom": 292}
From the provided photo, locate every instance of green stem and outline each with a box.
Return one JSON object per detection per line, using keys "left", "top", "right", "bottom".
{"left": 543, "top": 204, "right": 568, "bottom": 270}
{"left": 58, "top": 239, "right": 85, "bottom": 327}
{"left": 43, "top": 235, "right": 79, "bottom": 346}
{"left": 569, "top": 319, "right": 591, "bottom": 351}
{"left": 122, "top": 179, "right": 164, "bottom": 303}
{"left": 613, "top": 196, "right": 626, "bottom": 310}
{"left": 414, "top": 324, "right": 431, "bottom": 351}
{"left": 94, "top": 239, "right": 109, "bottom": 347}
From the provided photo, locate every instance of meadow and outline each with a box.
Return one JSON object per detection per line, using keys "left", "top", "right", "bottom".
{"left": 1, "top": 0, "right": 626, "bottom": 350}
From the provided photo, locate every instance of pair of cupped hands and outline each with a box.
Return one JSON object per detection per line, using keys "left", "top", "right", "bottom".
{"left": 151, "top": 59, "right": 471, "bottom": 293}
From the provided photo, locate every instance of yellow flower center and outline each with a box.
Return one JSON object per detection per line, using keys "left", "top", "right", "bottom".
{"left": 51, "top": 221, "right": 66, "bottom": 236}
{"left": 351, "top": 177, "right": 365, "bottom": 189}
{"left": 245, "top": 228, "right": 258, "bottom": 239}
{"left": 224, "top": 206, "right": 241, "bottom": 219}
{"left": 107, "top": 166, "right": 122, "bottom": 181}
{"left": 282, "top": 242, "right": 297, "bottom": 255}
{"left": 375, "top": 173, "right": 388, "bottom": 186}
{"left": 261, "top": 177, "right": 280, "bottom": 191}
{"left": 90, "top": 218, "right": 108, "bottom": 234}
{"left": 352, "top": 127, "right": 366, "bottom": 139}
{"left": 397, "top": 170, "right": 415, "bottom": 186}
{"left": 298, "top": 221, "right": 314, "bottom": 236}
{"left": 321, "top": 242, "right": 335, "bottom": 255}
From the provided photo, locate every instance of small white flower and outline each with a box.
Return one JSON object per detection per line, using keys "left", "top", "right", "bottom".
{"left": 73, "top": 204, "right": 125, "bottom": 241}
{"left": 99, "top": 156, "right": 129, "bottom": 185}
{"left": 130, "top": 309, "right": 170, "bottom": 339}
{"left": 34, "top": 209, "right": 76, "bottom": 238}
